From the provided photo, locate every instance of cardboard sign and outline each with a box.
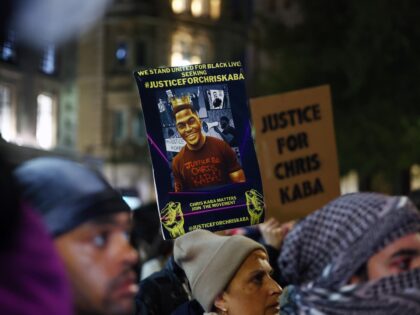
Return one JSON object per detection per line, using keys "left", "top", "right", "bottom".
{"left": 134, "top": 62, "right": 265, "bottom": 239}
{"left": 250, "top": 85, "right": 340, "bottom": 222}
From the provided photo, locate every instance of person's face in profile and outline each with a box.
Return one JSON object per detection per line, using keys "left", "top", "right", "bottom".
{"left": 350, "top": 232, "right": 420, "bottom": 284}
{"left": 215, "top": 250, "right": 282, "bottom": 315}
{"left": 54, "top": 212, "right": 138, "bottom": 315}
{"left": 175, "top": 108, "right": 204, "bottom": 150}
{"left": 367, "top": 232, "right": 420, "bottom": 280}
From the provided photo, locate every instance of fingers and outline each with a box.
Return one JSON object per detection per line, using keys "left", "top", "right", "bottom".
{"left": 259, "top": 217, "right": 290, "bottom": 250}
{"left": 259, "top": 217, "right": 280, "bottom": 231}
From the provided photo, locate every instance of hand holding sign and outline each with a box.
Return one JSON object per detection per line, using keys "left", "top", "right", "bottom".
{"left": 259, "top": 217, "right": 294, "bottom": 250}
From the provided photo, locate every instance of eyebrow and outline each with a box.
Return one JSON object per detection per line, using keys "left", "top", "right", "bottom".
{"left": 249, "top": 267, "right": 273, "bottom": 278}
{"left": 177, "top": 116, "right": 196, "bottom": 125}
{"left": 390, "top": 249, "right": 420, "bottom": 259}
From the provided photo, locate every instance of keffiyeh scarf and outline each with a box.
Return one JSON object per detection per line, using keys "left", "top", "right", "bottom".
{"left": 278, "top": 192, "right": 420, "bottom": 314}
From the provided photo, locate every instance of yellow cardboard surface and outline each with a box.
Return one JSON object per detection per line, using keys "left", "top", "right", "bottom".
{"left": 250, "top": 85, "right": 340, "bottom": 222}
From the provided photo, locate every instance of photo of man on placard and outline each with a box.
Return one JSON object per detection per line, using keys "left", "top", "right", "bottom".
{"left": 207, "top": 89, "right": 225, "bottom": 110}
{"left": 170, "top": 95, "right": 246, "bottom": 192}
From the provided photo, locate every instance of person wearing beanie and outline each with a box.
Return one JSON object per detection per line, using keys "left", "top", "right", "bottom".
{"left": 277, "top": 192, "right": 420, "bottom": 315}
{"left": 0, "top": 152, "right": 73, "bottom": 315}
{"left": 174, "top": 229, "right": 282, "bottom": 314}
{"left": 14, "top": 157, "right": 139, "bottom": 315}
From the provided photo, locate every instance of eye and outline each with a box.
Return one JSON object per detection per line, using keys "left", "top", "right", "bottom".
{"left": 123, "top": 230, "right": 130, "bottom": 241}
{"left": 188, "top": 118, "right": 196, "bottom": 125}
{"left": 391, "top": 257, "right": 412, "bottom": 272}
{"left": 397, "top": 258, "right": 411, "bottom": 271}
{"left": 93, "top": 232, "right": 109, "bottom": 248}
{"left": 251, "top": 272, "right": 265, "bottom": 286}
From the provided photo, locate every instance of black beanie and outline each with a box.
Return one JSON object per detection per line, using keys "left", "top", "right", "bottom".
{"left": 14, "top": 157, "right": 130, "bottom": 237}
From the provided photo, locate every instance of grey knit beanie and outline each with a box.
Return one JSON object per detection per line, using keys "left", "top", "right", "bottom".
{"left": 174, "top": 229, "right": 266, "bottom": 312}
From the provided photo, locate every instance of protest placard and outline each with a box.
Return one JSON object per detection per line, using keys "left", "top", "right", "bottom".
{"left": 134, "top": 62, "right": 264, "bottom": 239}
{"left": 250, "top": 85, "right": 340, "bottom": 222}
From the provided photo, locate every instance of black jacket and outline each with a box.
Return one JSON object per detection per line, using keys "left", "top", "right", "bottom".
{"left": 136, "top": 256, "right": 191, "bottom": 315}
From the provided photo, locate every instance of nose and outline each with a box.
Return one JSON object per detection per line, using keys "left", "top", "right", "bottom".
{"left": 185, "top": 123, "right": 192, "bottom": 132}
{"left": 124, "top": 247, "right": 139, "bottom": 268}
{"left": 117, "top": 233, "right": 139, "bottom": 266}
{"left": 268, "top": 277, "right": 282, "bottom": 296}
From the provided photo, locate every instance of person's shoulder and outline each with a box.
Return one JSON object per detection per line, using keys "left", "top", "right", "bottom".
{"left": 206, "top": 136, "right": 233, "bottom": 152}
{"left": 173, "top": 146, "right": 186, "bottom": 164}
{"left": 137, "top": 265, "right": 190, "bottom": 315}
{"left": 206, "top": 136, "right": 228, "bottom": 148}
{"left": 171, "top": 300, "right": 204, "bottom": 315}
{"left": 206, "top": 136, "right": 224, "bottom": 144}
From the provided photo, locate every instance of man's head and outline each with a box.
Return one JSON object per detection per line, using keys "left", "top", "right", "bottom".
{"left": 278, "top": 192, "right": 420, "bottom": 287}
{"left": 174, "top": 105, "right": 205, "bottom": 150}
{"left": 220, "top": 116, "right": 230, "bottom": 130}
{"left": 131, "top": 202, "right": 172, "bottom": 263}
{"left": 14, "top": 157, "right": 138, "bottom": 315}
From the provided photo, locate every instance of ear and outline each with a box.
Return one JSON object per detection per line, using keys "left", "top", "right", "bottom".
{"left": 214, "top": 292, "right": 228, "bottom": 313}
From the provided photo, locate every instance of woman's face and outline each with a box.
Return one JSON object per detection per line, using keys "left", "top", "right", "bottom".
{"left": 215, "top": 249, "right": 282, "bottom": 315}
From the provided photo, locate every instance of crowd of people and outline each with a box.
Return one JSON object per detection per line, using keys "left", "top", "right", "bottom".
{"left": 1, "top": 151, "right": 420, "bottom": 315}
{"left": 1, "top": 1, "right": 420, "bottom": 314}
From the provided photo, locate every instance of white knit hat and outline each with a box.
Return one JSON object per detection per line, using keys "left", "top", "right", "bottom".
{"left": 174, "top": 229, "right": 265, "bottom": 311}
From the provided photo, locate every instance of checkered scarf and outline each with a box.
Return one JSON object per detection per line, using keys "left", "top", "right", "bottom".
{"left": 281, "top": 269, "right": 420, "bottom": 315}
{"left": 278, "top": 192, "right": 420, "bottom": 314}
